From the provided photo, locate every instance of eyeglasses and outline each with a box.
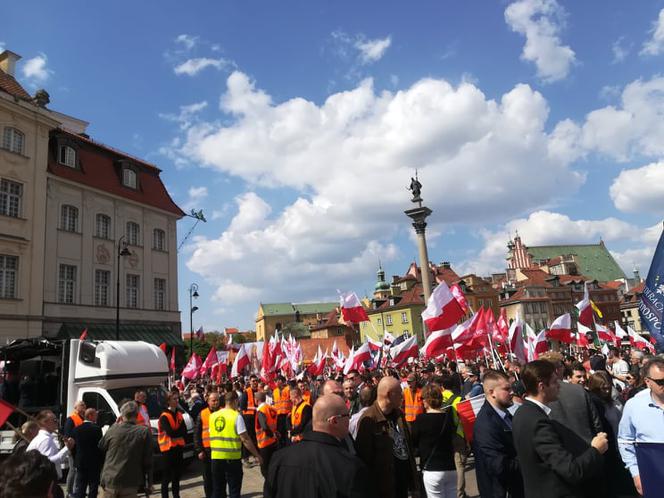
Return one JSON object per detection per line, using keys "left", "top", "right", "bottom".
{"left": 647, "top": 377, "right": 664, "bottom": 387}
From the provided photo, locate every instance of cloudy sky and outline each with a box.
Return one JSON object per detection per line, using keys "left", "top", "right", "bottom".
{"left": 6, "top": 1, "right": 664, "bottom": 331}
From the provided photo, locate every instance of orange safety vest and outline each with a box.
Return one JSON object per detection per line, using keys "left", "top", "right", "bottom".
{"left": 158, "top": 411, "right": 185, "bottom": 453}
{"left": 200, "top": 407, "right": 211, "bottom": 449}
{"left": 69, "top": 412, "right": 84, "bottom": 427}
{"left": 403, "top": 387, "right": 424, "bottom": 422}
{"left": 255, "top": 404, "right": 278, "bottom": 449}
{"left": 290, "top": 401, "right": 310, "bottom": 429}
{"left": 242, "top": 388, "right": 256, "bottom": 416}
{"left": 302, "top": 390, "right": 312, "bottom": 405}
{"left": 273, "top": 386, "right": 292, "bottom": 416}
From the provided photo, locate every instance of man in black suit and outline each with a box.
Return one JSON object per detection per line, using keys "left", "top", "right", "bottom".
{"left": 473, "top": 370, "right": 524, "bottom": 498}
{"left": 512, "top": 360, "right": 609, "bottom": 498}
{"left": 71, "top": 408, "right": 103, "bottom": 498}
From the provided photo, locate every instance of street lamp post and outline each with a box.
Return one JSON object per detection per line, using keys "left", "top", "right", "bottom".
{"left": 115, "top": 236, "right": 131, "bottom": 341}
{"left": 189, "top": 283, "right": 200, "bottom": 353}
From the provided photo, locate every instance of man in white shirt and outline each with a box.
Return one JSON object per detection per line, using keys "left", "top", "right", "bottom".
{"left": 607, "top": 347, "right": 630, "bottom": 390}
{"left": 27, "top": 410, "right": 75, "bottom": 479}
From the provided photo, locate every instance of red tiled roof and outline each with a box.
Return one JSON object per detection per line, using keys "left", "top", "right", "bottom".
{"left": 602, "top": 281, "right": 625, "bottom": 290}
{"left": 48, "top": 129, "right": 184, "bottom": 217}
{"left": 0, "top": 68, "right": 31, "bottom": 101}
{"left": 518, "top": 269, "right": 551, "bottom": 286}
{"left": 375, "top": 284, "right": 425, "bottom": 310}
{"left": 224, "top": 327, "right": 240, "bottom": 335}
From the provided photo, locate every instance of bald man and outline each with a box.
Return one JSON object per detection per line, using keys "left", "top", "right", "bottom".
{"left": 265, "top": 395, "right": 369, "bottom": 498}
{"left": 355, "top": 376, "right": 419, "bottom": 498}
{"left": 321, "top": 379, "right": 344, "bottom": 397}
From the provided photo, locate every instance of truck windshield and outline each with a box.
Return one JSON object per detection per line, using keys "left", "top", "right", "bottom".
{"left": 108, "top": 386, "right": 168, "bottom": 419}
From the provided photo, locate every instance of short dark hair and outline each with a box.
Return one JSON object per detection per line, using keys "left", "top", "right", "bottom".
{"left": 481, "top": 370, "right": 508, "bottom": 385}
{"left": 521, "top": 360, "right": 557, "bottom": 396}
{"left": 225, "top": 391, "right": 239, "bottom": 404}
{"left": 359, "top": 385, "right": 376, "bottom": 408}
{"left": 440, "top": 376, "right": 456, "bottom": 391}
{"left": 0, "top": 449, "right": 57, "bottom": 498}
{"left": 571, "top": 362, "right": 586, "bottom": 373}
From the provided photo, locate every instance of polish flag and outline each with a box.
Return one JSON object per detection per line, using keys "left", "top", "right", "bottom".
{"left": 422, "top": 281, "right": 465, "bottom": 334}
{"left": 496, "top": 309, "right": 509, "bottom": 341}
{"left": 528, "top": 329, "right": 549, "bottom": 361}
{"left": 546, "top": 313, "right": 573, "bottom": 344}
{"left": 484, "top": 308, "right": 502, "bottom": 343}
{"left": 339, "top": 291, "right": 369, "bottom": 323}
{"left": 576, "top": 328, "right": 590, "bottom": 348}
{"left": 349, "top": 342, "right": 372, "bottom": 371}
{"left": 231, "top": 344, "right": 250, "bottom": 378}
{"left": 456, "top": 394, "right": 486, "bottom": 444}
{"left": 595, "top": 322, "right": 616, "bottom": 346}
{"left": 199, "top": 346, "right": 218, "bottom": 376}
{"left": 182, "top": 353, "right": 202, "bottom": 380}
{"left": 575, "top": 282, "right": 594, "bottom": 328}
{"left": 307, "top": 346, "right": 326, "bottom": 376}
{"left": 383, "top": 331, "right": 396, "bottom": 345}
{"left": 453, "top": 314, "right": 480, "bottom": 346}
{"left": 367, "top": 336, "right": 383, "bottom": 352}
{"left": 331, "top": 340, "right": 339, "bottom": 358}
{"left": 450, "top": 283, "right": 470, "bottom": 313}
{"left": 343, "top": 346, "right": 356, "bottom": 374}
{"left": 467, "top": 308, "right": 489, "bottom": 350}
{"left": 390, "top": 336, "right": 418, "bottom": 367}
{"left": 615, "top": 322, "right": 629, "bottom": 346}
{"left": 628, "top": 328, "right": 656, "bottom": 354}
{"left": 423, "top": 328, "right": 454, "bottom": 359}
{"left": 509, "top": 315, "right": 528, "bottom": 364}
{"left": 195, "top": 326, "right": 204, "bottom": 340}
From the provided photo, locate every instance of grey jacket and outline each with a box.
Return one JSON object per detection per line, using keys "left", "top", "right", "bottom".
{"left": 548, "top": 382, "right": 603, "bottom": 444}
{"left": 99, "top": 421, "right": 153, "bottom": 490}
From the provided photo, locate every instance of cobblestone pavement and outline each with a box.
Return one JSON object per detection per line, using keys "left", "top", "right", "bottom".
{"left": 65, "top": 457, "right": 479, "bottom": 497}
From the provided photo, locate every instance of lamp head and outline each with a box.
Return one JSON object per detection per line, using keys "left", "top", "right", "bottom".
{"left": 193, "top": 290, "right": 199, "bottom": 298}
{"left": 192, "top": 306, "right": 199, "bottom": 313}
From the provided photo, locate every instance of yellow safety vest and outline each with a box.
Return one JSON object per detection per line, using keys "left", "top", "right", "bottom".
{"left": 209, "top": 408, "right": 242, "bottom": 460}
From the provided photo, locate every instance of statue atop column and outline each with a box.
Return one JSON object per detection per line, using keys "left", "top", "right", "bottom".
{"left": 407, "top": 171, "right": 423, "bottom": 205}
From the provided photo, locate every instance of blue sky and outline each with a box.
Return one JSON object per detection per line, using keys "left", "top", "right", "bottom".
{"left": 5, "top": 0, "right": 664, "bottom": 332}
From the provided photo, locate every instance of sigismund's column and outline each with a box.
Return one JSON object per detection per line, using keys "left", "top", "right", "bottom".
{"left": 404, "top": 173, "right": 433, "bottom": 345}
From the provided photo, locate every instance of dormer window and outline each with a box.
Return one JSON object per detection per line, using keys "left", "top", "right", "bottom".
{"left": 2, "top": 127, "right": 24, "bottom": 155}
{"left": 59, "top": 145, "right": 76, "bottom": 168}
{"left": 123, "top": 168, "right": 137, "bottom": 189}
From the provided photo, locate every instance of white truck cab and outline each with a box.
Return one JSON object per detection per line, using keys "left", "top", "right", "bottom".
{"left": 0, "top": 339, "right": 194, "bottom": 463}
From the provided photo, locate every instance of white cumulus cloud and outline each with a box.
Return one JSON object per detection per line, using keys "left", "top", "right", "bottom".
{"left": 165, "top": 71, "right": 591, "bottom": 308}
{"left": 22, "top": 53, "right": 52, "bottom": 83}
{"left": 610, "top": 161, "right": 664, "bottom": 214}
{"left": 504, "top": 0, "right": 576, "bottom": 83}
{"left": 174, "top": 57, "right": 228, "bottom": 76}
{"left": 355, "top": 36, "right": 392, "bottom": 64}
{"left": 175, "top": 34, "right": 198, "bottom": 51}
{"left": 641, "top": 8, "right": 664, "bottom": 56}
{"left": 159, "top": 101, "right": 208, "bottom": 129}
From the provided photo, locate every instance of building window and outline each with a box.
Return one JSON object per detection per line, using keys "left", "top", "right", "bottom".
{"left": 386, "top": 314, "right": 393, "bottom": 325}
{"left": 126, "top": 222, "right": 140, "bottom": 246}
{"left": 0, "top": 179, "right": 22, "bottom": 218}
{"left": 126, "top": 274, "right": 139, "bottom": 308}
{"left": 58, "top": 264, "right": 77, "bottom": 304}
{"left": 401, "top": 312, "right": 409, "bottom": 324}
{"left": 2, "top": 127, "right": 24, "bottom": 154}
{"left": 377, "top": 318, "right": 382, "bottom": 326}
{"left": 0, "top": 255, "right": 18, "bottom": 299}
{"left": 154, "top": 278, "right": 166, "bottom": 310}
{"left": 122, "top": 169, "right": 137, "bottom": 189}
{"left": 153, "top": 229, "right": 166, "bottom": 251}
{"left": 94, "top": 269, "right": 110, "bottom": 306}
{"left": 59, "top": 145, "right": 76, "bottom": 168}
{"left": 95, "top": 214, "right": 111, "bottom": 239}
{"left": 60, "top": 205, "right": 79, "bottom": 232}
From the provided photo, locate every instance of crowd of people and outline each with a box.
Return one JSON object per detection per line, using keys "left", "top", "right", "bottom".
{"left": 1, "top": 344, "right": 662, "bottom": 498}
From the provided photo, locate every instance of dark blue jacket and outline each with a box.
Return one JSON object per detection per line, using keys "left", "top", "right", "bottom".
{"left": 472, "top": 400, "right": 524, "bottom": 498}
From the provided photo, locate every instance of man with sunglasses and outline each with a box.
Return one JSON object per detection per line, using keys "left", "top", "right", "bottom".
{"left": 265, "top": 394, "right": 369, "bottom": 498}
{"left": 618, "top": 358, "right": 664, "bottom": 496}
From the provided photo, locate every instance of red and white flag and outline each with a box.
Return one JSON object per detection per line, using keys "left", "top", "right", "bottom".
{"left": 422, "top": 281, "right": 465, "bottom": 334}
{"left": 231, "top": 344, "right": 250, "bottom": 378}
{"left": 575, "top": 328, "right": 590, "bottom": 348}
{"left": 614, "top": 322, "right": 629, "bottom": 345}
{"left": 546, "top": 313, "right": 573, "bottom": 344}
{"left": 509, "top": 314, "right": 528, "bottom": 364}
{"left": 339, "top": 291, "right": 369, "bottom": 323}
{"left": 628, "top": 327, "right": 656, "bottom": 353}
{"left": 595, "top": 322, "right": 616, "bottom": 346}
{"left": 575, "top": 282, "right": 594, "bottom": 329}
{"left": 456, "top": 394, "right": 486, "bottom": 444}
{"left": 390, "top": 336, "right": 418, "bottom": 367}
{"left": 170, "top": 347, "right": 176, "bottom": 372}
{"left": 450, "top": 283, "right": 469, "bottom": 313}
{"left": 182, "top": 353, "right": 202, "bottom": 380}
{"left": 348, "top": 342, "right": 372, "bottom": 371}
{"left": 343, "top": 346, "right": 356, "bottom": 374}
{"left": 528, "top": 329, "right": 549, "bottom": 361}
{"left": 195, "top": 326, "right": 204, "bottom": 340}
{"left": 496, "top": 308, "right": 509, "bottom": 341}
{"left": 452, "top": 314, "right": 480, "bottom": 346}
{"left": 331, "top": 340, "right": 339, "bottom": 358}
{"left": 383, "top": 331, "right": 396, "bottom": 345}
{"left": 423, "top": 328, "right": 454, "bottom": 359}
{"left": 367, "top": 336, "right": 383, "bottom": 352}
{"left": 199, "top": 347, "right": 218, "bottom": 376}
